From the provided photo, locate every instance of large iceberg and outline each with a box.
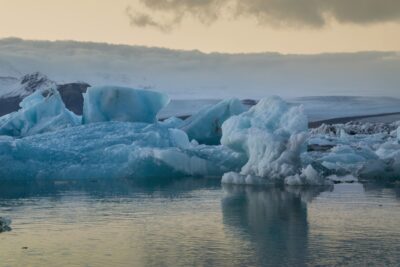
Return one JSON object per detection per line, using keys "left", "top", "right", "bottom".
{"left": 221, "top": 96, "right": 309, "bottom": 185}
{"left": 83, "top": 86, "right": 170, "bottom": 124}
{"left": 179, "top": 98, "right": 246, "bottom": 145}
{"left": 0, "top": 122, "right": 245, "bottom": 180}
{"left": 0, "top": 87, "right": 80, "bottom": 137}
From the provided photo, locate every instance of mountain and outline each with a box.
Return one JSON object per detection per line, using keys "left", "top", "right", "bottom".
{"left": 0, "top": 72, "right": 90, "bottom": 116}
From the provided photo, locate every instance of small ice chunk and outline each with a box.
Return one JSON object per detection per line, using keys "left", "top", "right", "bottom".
{"left": 160, "top": 116, "right": 183, "bottom": 128}
{"left": 326, "top": 174, "right": 358, "bottom": 183}
{"left": 285, "top": 165, "right": 332, "bottom": 186}
{"left": 0, "top": 217, "right": 12, "bottom": 233}
{"left": 0, "top": 87, "right": 80, "bottom": 137}
{"left": 320, "top": 145, "right": 379, "bottom": 175}
{"left": 82, "top": 86, "right": 170, "bottom": 124}
{"left": 180, "top": 98, "right": 246, "bottom": 145}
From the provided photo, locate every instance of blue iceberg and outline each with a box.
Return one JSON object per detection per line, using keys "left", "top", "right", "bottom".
{"left": 83, "top": 86, "right": 170, "bottom": 124}
{"left": 180, "top": 98, "right": 245, "bottom": 145}
{"left": 1, "top": 85, "right": 398, "bottom": 184}
{"left": 0, "top": 122, "right": 245, "bottom": 179}
{"left": 0, "top": 88, "right": 80, "bottom": 137}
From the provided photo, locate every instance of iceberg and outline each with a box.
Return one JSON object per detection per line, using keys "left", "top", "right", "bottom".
{"left": 1, "top": 84, "right": 399, "bottom": 184}
{"left": 285, "top": 165, "right": 332, "bottom": 186}
{"left": 221, "top": 96, "right": 309, "bottom": 185}
{"left": 160, "top": 116, "right": 184, "bottom": 128}
{"left": 180, "top": 98, "right": 246, "bottom": 145}
{"left": 0, "top": 122, "right": 244, "bottom": 180}
{"left": 82, "top": 86, "right": 170, "bottom": 124}
{"left": 0, "top": 87, "right": 80, "bottom": 137}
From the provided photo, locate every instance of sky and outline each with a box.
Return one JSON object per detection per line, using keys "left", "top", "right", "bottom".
{"left": 0, "top": 0, "right": 400, "bottom": 54}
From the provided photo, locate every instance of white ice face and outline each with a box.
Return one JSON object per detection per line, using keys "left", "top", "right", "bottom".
{"left": 221, "top": 96, "right": 309, "bottom": 184}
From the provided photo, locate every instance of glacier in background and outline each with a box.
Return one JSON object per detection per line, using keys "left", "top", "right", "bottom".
{"left": 1, "top": 38, "right": 400, "bottom": 99}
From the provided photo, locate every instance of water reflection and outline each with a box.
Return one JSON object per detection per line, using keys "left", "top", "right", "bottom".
{"left": 221, "top": 185, "right": 331, "bottom": 267}
{"left": 0, "top": 177, "right": 221, "bottom": 200}
{"left": 1, "top": 178, "right": 398, "bottom": 266}
{"left": 362, "top": 182, "right": 400, "bottom": 199}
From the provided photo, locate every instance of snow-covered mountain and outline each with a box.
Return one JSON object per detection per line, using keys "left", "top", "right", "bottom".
{"left": 0, "top": 72, "right": 90, "bottom": 116}
{"left": 0, "top": 72, "right": 57, "bottom": 99}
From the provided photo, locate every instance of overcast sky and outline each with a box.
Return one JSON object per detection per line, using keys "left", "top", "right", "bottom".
{"left": 0, "top": 0, "right": 400, "bottom": 53}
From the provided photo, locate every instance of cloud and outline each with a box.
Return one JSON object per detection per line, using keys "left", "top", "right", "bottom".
{"left": 126, "top": 0, "right": 400, "bottom": 30}
{"left": 125, "top": 6, "right": 178, "bottom": 32}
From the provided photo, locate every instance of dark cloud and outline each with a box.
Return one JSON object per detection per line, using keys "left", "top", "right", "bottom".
{"left": 126, "top": 0, "right": 400, "bottom": 30}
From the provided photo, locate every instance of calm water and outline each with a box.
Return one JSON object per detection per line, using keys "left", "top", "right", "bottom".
{"left": 0, "top": 178, "right": 399, "bottom": 267}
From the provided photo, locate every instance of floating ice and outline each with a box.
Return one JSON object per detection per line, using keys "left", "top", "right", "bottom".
{"left": 82, "top": 86, "right": 170, "bottom": 124}
{"left": 0, "top": 87, "right": 80, "bottom": 137}
{"left": 160, "top": 116, "right": 183, "bottom": 128}
{"left": 221, "top": 96, "right": 308, "bottom": 184}
{"left": 0, "top": 122, "right": 245, "bottom": 179}
{"left": 180, "top": 98, "right": 246, "bottom": 145}
{"left": 0, "top": 217, "right": 12, "bottom": 233}
{"left": 285, "top": 165, "right": 332, "bottom": 186}
{"left": 307, "top": 120, "right": 400, "bottom": 180}
{"left": 1, "top": 85, "right": 400, "bottom": 184}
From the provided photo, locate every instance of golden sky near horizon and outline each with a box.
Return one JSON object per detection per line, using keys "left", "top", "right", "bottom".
{"left": 0, "top": 0, "right": 400, "bottom": 54}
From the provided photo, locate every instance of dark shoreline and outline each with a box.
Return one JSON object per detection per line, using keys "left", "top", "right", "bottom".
{"left": 162, "top": 112, "right": 400, "bottom": 128}
{"left": 309, "top": 112, "right": 400, "bottom": 128}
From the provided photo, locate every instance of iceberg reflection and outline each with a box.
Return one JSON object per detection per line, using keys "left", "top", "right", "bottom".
{"left": 221, "top": 184, "right": 331, "bottom": 267}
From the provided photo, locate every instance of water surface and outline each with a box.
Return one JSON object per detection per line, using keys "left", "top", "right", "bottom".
{"left": 0, "top": 178, "right": 399, "bottom": 267}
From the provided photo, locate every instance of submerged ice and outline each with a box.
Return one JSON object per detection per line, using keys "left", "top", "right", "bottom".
{"left": 0, "top": 84, "right": 400, "bottom": 184}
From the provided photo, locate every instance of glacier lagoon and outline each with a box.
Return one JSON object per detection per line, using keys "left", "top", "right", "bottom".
{"left": 1, "top": 86, "right": 400, "bottom": 266}
{"left": 0, "top": 178, "right": 399, "bottom": 267}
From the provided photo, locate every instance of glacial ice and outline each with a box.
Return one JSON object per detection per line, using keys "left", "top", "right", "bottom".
{"left": 0, "top": 217, "right": 12, "bottom": 233}
{"left": 180, "top": 98, "right": 246, "bottom": 145}
{"left": 285, "top": 165, "right": 332, "bottom": 186}
{"left": 0, "top": 87, "right": 80, "bottom": 137}
{"left": 83, "top": 86, "right": 170, "bottom": 124}
{"left": 307, "top": 122, "right": 400, "bottom": 180}
{"left": 0, "top": 122, "right": 245, "bottom": 179}
{"left": 221, "top": 96, "right": 309, "bottom": 185}
{"left": 160, "top": 116, "right": 184, "bottom": 128}
{"left": 1, "top": 84, "right": 400, "bottom": 184}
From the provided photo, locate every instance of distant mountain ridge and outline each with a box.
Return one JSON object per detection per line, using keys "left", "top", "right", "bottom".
{"left": 1, "top": 38, "right": 399, "bottom": 99}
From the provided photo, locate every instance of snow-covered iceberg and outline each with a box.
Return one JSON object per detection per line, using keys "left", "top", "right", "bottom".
{"left": 221, "top": 96, "right": 309, "bottom": 185}
{"left": 180, "top": 98, "right": 246, "bottom": 145}
{"left": 82, "top": 86, "right": 170, "bottom": 124}
{"left": 0, "top": 87, "right": 80, "bottom": 137}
